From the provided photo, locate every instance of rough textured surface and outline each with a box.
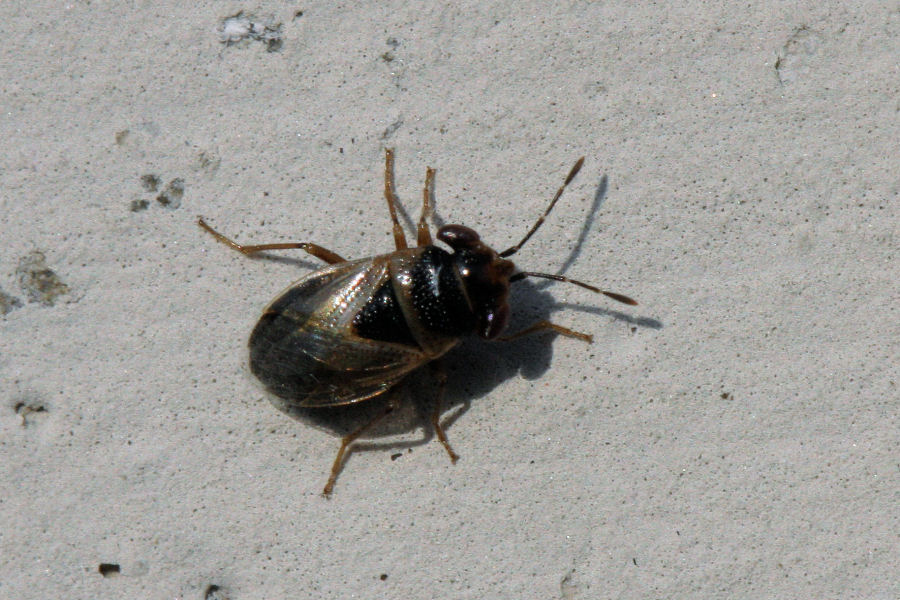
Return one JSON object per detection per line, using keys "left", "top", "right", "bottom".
{"left": 1, "top": 2, "right": 896, "bottom": 599}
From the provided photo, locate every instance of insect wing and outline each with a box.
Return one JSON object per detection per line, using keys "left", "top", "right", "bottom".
{"left": 249, "top": 256, "right": 427, "bottom": 407}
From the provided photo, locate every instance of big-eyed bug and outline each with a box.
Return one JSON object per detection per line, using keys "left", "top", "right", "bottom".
{"left": 198, "top": 149, "right": 636, "bottom": 496}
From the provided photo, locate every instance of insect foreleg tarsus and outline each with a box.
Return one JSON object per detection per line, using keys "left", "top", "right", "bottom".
{"left": 417, "top": 166, "right": 436, "bottom": 246}
{"left": 197, "top": 218, "right": 346, "bottom": 264}
{"left": 383, "top": 148, "right": 409, "bottom": 250}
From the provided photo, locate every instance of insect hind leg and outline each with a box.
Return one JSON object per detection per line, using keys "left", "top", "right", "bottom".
{"left": 322, "top": 395, "right": 399, "bottom": 497}
{"left": 198, "top": 218, "right": 345, "bottom": 264}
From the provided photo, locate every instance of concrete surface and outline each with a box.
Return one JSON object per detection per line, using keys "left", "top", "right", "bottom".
{"left": 1, "top": 2, "right": 897, "bottom": 598}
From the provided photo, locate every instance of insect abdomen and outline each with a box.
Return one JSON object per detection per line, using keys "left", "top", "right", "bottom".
{"left": 351, "top": 279, "right": 418, "bottom": 345}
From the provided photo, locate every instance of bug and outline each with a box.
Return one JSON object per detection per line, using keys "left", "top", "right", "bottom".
{"left": 198, "top": 149, "right": 636, "bottom": 496}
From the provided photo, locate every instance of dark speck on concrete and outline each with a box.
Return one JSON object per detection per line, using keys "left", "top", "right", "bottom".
{"left": 0, "top": 288, "right": 23, "bottom": 315}
{"left": 156, "top": 178, "right": 185, "bottom": 209}
{"left": 16, "top": 251, "right": 69, "bottom": 306}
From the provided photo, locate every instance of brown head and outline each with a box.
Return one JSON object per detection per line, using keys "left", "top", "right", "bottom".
{"left": 438, "top": 224, "right": 515, "bottom": 339}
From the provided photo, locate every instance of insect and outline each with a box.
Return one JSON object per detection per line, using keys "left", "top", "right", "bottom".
{"left": 198, "top": 149, "right": 636, "bottom": 496}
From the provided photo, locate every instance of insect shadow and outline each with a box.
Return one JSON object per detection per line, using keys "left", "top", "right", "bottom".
{"left": 266, "top": 275, "right": 637, "bottom": 454}
{"left": 263, "top": 173, "right": 655, "bottom": 459}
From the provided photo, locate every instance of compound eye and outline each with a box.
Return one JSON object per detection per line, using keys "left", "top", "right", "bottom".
{"left": 437, "top": 224, "right": 480, "bottom": 249}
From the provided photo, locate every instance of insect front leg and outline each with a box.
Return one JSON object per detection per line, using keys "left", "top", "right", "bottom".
{"left": 383, "top": 148, "right": 409, "bottom": 250}
{"left": 429, "top": 361, "right": 460, "bottom": 463}
{"left": 496, "top": 320, "right": 594, "bottom": 344}
{"left": 417, "top": 166, "right": 435, "bottom": 246}
{"left": 198, "top": 218, "right": 346, "bottom": 264}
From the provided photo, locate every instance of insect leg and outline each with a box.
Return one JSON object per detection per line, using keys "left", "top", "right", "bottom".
{"left": 417, "top": 166, "right": 435, "bottom": 246}
{"left": 323, "top": 396, "right": 398, "bottom": 497}
{"left": 496, "top": 320, "right": 594, "bottom": 343}
{"left": 198, "top": 218, "right": 345, "bottom": 264}
{"left": 383, "top": 148, "right": 409, "bottom": 250}
{"left": 429, "top": 361, "right": 460, "bottom": 463}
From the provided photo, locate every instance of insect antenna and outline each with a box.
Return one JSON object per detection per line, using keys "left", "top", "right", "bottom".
{"left": 499, "top": 157, "right": 585, "bottom": 258}
{"left": 510, "top": 271, "right": 638, "bottom": 306}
